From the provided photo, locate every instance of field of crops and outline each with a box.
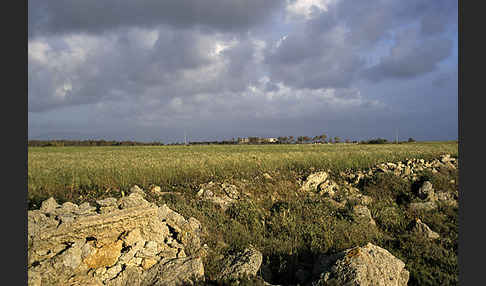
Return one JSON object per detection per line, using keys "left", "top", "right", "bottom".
{"left": 28, "top": 141, "right": 458, "bottom": 205}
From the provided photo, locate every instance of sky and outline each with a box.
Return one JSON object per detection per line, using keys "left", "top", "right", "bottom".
{"left": 28, "top": 0, "right": 458, "bottom": 143}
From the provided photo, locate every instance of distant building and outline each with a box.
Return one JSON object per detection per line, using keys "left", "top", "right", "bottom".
{"left": 238, "top": 137, "right": 249, "bottom": 144}
{"left": 263, "top": 138, "right": 278, "bottom": 143}
{"left": 238, "top": 137, "right": 278, "bottom": 144}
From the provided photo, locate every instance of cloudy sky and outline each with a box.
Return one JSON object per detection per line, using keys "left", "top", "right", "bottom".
{"left": 28, "top": 0, "right": 458, "bottom": 143}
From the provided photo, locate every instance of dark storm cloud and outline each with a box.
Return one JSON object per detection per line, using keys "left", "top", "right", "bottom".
{"left": 28, "top": 0, "right": 458, "bottom": 142}
{"left": 28, "top": 0, "right": 283, "bottom": 38}
{"left": 363, "top": 28, "right": 454, "bottom": 81}
{"left": 28, "top": 27, "right": 264, "bottom": 113}
{"left": 265, "top": 0, "right": 457, "bottom": 89}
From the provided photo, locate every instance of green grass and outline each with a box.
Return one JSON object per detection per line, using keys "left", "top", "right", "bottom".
{"left": 28, "top": 141, "right": 457, "bottom": 206}
{"left": 27, "top": 141, "right": 458, "bottom": 285}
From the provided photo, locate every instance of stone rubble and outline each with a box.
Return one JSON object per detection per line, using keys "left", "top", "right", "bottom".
{"left": 301, "top": 155, "right": 457, "bottom": 217}
{"left": 28, "top": 154, "right": 457, "bottom": 285}
{"left": 28, "top": 187, "right": 205, "bottom": 286}
{"left": 196, "top": 181, "right": 241, "bottom": 211}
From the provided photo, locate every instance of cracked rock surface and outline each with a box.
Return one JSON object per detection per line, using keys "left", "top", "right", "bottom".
{"left": 28, "top": 190, "right": 205, "bottom": 286}
{"left": 313, "top": 243, "right": 409, "bottom": 286}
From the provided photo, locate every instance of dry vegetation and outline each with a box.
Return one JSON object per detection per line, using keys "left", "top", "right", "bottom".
{"left": 28, "top": 141, "right": 457, "bottom": 206}
{"left": 28, "top": 141, "right": 458, "bottom": 285}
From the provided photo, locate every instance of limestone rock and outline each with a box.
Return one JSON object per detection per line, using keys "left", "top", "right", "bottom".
{"left": 418, "top": 181, "right": 437, "bottom": 201}
{"left": 222, "top": 183, "right": 240, "bottom": 199}
{"left": 317, "top": 180, "right": 339, "bottom": 198}
{"left": 130, "top": 185, "right": 146, "bottom": 197}
{"left": 440, "top": 154, "right": 451, "bottom": 163}
{"left": 40, "top": 197, "right": 60, "bottom": 214}
{"left": 314, "top": 243, "right": 409, "bottom": 286}
{"left": 437, "top": 191, "right": 458, "bottom": 207}
{"left": 149, "top": 185, "right": 163, "bottom": 196}
{"left": 28, "top": 194, "right": 203, "bottom": 286}
{"left": 84, "top": 240, "right": 123, "bottom": 269}
{"left": 140, "top": 257, "right": 205, "bottom": 286}
{"left": 352, "top": 205, "right": 376, "bottom": 226}
{"left": 301, "top": 171, "right": 329, "bottom": 192}
{"left": 216, "top": 245, "right": 263, "bottom": 281}
{"left": 197, "top": 182, "right": 238, "bottom": 211}
{"left": 263, "top": 173, "right": 273, "bottom": 180}
{"left": 409, "top": 201, "right": 437, "bottom": 212}
{"left": 119, "top": 192, "right": 151, "bottom": 209}
{"left": 412, "top": 218, "right": 440, "bottom": 239}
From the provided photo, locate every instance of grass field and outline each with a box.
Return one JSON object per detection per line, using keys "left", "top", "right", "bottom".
{"left": 28, "top": 141, "right": 457, "bottom": 207}
{"left": 27, "top": 141, "right": 458, "bottom": 285}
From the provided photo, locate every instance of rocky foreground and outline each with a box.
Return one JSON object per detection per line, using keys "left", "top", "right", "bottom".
{"left": 28, "top": 154, "right": 458, "bottom": 285}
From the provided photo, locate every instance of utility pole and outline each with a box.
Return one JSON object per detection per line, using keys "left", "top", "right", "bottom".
{"left": 395, "top": 128, "right": 398, "bottom": 144}
{"left": 184, "top": 129, "right": 187, "bottom": 145}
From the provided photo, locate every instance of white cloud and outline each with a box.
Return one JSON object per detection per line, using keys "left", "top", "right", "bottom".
{"left": 286, "top": 0, "right": 337, "bottom": 20}
{"left": 275, "top": 35, "right": 288, "bottom": 49}
{"left": 211, "top": 38, "right": 239, "bottom": 57}
{"left": 54, "top": 82, "right": 72, "bottom": 98}
{"left": 28, "top": 41, "right": 51, "bottom": 64}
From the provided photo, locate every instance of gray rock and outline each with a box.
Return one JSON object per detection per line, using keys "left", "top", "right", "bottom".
{"left": 197, "top": 182, "right": 237, "bottom": 211}
{"left": 438, "top": 195, "right": 458, "bottom": 207}
{"left": 263, "top": 173, "right": 273, "bottom": 180}
{"left": 418, "top": 181, "right": 437, "bottom": 201}
{"left": 412, "top": 218, "right": 440, "bottom": 239}
{"left": 130, "top": 185, "right": 146, "bottom": 197}
{"left": 352, "top": 205, "right": 376, "bottom": 226}
{"left": 301, "top": 172, "right": 329, "bottom": 192}
{"left": 96, "top": 197, "right": 118, "bottom": 207}
{"left": 216, "top": 245, "right": 263, "bottom": 281}
{"left": 61, "top": 202, "right": 79, "bottom": 213}
{"left": 409, "top": 201, "right": 437, "bottom": 212}
{"left": 118, "top": 192, "right": 152, "bottom": 209}
{"left": 40, "top": 197, "right": 60, "bottom": 214}
{"left": 317, "top": 180, "right": 339, "bottom": 198}
{"left": 141, "top": 257, "right": 205, "bottom": 286}
{"left": 440, "top": 154, "right": 451, "bottom": 163}
{"left": 314, "top": 243, "right": 409, "bottom": 286}
{"left": 75, "top": 202, "right": 97, "bottom": 215}
{"left": 222, "top": 183, "right": 240, "bottom": 199}
{"left": 149, "top": 185, "right": 163, "bottom": 196}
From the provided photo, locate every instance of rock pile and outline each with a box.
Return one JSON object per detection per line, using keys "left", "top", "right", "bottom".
{"left": 313, "top": 243, "right": 409, "bottom": 286}
{"left": 28, "top": 189, "right": 206, "bottom": 286}
{"left": 340, "top": 154, "right": 458, "bottom": 185}
{"left": 410, "top": 180, "right": 458, "bottom": 212}
{"left": 196, "top": 181, "right": 241, "bottom": 210}
{"left": 300, "top": 171, "right": 375, "bottom": 226}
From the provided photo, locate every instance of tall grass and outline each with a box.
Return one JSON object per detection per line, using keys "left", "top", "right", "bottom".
{"left": 27, "top": 142, "right": 458, "bottom": 284}
{"left": 28, "top": 142, "right": 457, "bottom": 205}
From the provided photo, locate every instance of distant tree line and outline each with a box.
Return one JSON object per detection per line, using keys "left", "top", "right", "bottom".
{"left": 29, "top": 135, "right": 417, "bottom": 147}
{"left": 28, "top": 140, "right": 164, "bottom": 147}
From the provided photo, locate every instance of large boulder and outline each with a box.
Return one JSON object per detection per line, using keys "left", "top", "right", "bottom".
{"left": 313, "top": 243, "right": 409, "bottom": 286}
{"left": 215, "top": 245, "right": 263, "bottom": 281}
{"left": 28, "top": 187, "right": 205, "bottom": 286}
